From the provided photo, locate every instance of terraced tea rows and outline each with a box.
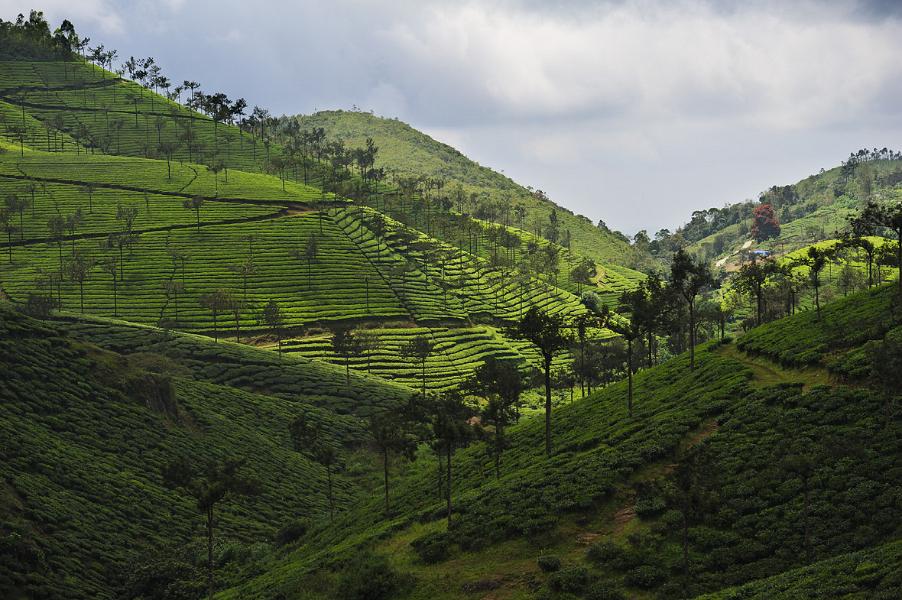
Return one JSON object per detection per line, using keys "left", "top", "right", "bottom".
{"left": 283, "top": 325, "right": 531, "bottom": 391}
{"left": 2, "top": 212, "right": 411, "bottom": 330}
{"left": 332, "top": 207, "right": 588, "bottom": 322}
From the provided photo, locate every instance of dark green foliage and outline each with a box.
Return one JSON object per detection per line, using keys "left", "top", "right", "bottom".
{"left": 547, "top": 566, "right": 590, "bottom": 593}
{"left": 410, "top": 531, "right": 450, "bottom": 564}
{"left": 584, "top": 582, "right": 626, "bottom": 600}
{"left": 274, "top": 520, "right": 309, "bottom": 548}
{"left": 118, "top": 542, "right": 205, "bottom": 600}
{"left": 624, "top": 564, "right": 666, "bottom": 589}
{"left": 0, "top": 11, "right": 76, "bottom": 60}
{"left": 647, "top": 384, "right": 901, "bottom": 597}
{"left": 336, "top": 552, "right": 408, "bottom": 600}
{"left": 0, "top": 303, "right": 348, "bottom": 599}
{"left": 697, "top": 539, "right": 902, "bottom": 599}
{"left": 586, "top": 541, "right": 628, "bottom": 569}
{"left": 537, "top": 554, "right": 562, "bottom": 572}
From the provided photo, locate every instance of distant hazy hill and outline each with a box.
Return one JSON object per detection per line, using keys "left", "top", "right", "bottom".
{"left": 289, "top": 110, "right": 653, "bottom": 270}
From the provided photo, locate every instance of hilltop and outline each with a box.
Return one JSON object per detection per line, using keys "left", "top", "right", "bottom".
{"left": 289, "top": 110, "right": 654, "bottom": 271}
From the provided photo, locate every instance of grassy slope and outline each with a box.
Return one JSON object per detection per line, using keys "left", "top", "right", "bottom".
{"left": 737, "top": 283, "right": 899, "bottom": 372}
{"left": 291, "top": 110, "right": 651, "bottom": 270}
{"left": 0, "top": 301, "right": 408, "bottom": 599}
{"left": 0, "top": 60, "right": 271, "bottom": 174}
{"left": 223, "top": 285, "right": 901, "bottom": 600}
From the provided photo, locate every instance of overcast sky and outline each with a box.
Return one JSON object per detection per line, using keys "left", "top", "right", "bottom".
{"left": 4, "top": 1, "right": 902, "bottom": 235}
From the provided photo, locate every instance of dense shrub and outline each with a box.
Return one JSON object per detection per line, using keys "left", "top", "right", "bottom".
{"left": 274, "top": 520, "right": 310, "bottom": 547}
{"left": 536, "top": 554, "right": 562, "bottom": 572}
{"left": 586, "top": 541, "right": 626, "bottom": 568}
{"left": 584, "top": 582, "right": 626, "bottom": 600}
{"left": 547, "top": 566, "right": 590, "bottom": 593}
{"left": 634, "top": 493, "right": 666, "bottom": 518}
{"left": 336, "top": 552, "right": 408, "bottom": 600}
{"left": 410, "top": 531, "right": 450, "bottom": 564}
{"left": 624, "top": 564, "right": 666, "bottom": 589}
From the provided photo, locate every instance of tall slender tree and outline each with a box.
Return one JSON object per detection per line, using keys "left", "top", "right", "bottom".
{"left": 162, "top": 458, "right": 259, "bottom": 600}
{"left": 669, "top": 249, "right": 714, "bottom": 370}
{"left": 467, "top": 357, "right": 522, "bottom": 477}
{"left": 511, "top": 307, "right": 569, "bottom": 456}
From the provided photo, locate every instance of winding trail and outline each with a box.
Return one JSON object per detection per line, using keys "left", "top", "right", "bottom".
{"left": 716, "top": 342, "right": 834, "bottom": 391}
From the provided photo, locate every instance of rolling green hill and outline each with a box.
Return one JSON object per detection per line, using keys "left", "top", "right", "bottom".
{"left": 288, "top": 110, "right": 653, "bottom": 271}
{"left": 0, "top": 51, "right": 620, "bottom": 396}
{"left": 2, "top": 15, "right": 900, "bottom": 600}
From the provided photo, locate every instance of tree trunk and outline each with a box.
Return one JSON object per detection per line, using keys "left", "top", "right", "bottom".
{"left": 495, "top": 424, "right": 503, "bottom": 479}
{"left": 627, "top": 337, "right": 634, "bottom": 417}
{"left": 326, "top": 464, "right": 335, "bottom": 523}
{"left": 446, "top": 442, "right": 453, "bottom": 527}
{"left": 207, "top": 506, "right": 214, "bottom": 600}
{"left": 897, "top": 229, "right": 901, "bottom": 295}
{"left": 422, "top": 360, "right": 427, "bottom": 397}
{"left": 756, "top": 284, "right": 763, "bottom": 326}
{"left": 436, "top": 450, "right": 444, "bottom": 500}
{"left": 682, "top": 513, "right": 689, "bottom": 576}
{"left": 814, "top": 282, "right": 820, "bottom": 317}
{"left": 689, "top": 300, "right": 696, "bottom": 370}
{"left": 383, "top": 448, "right": 390, "bottom": 514}
{"left": 544, "top": 355, "right": 552, "bottom": 456}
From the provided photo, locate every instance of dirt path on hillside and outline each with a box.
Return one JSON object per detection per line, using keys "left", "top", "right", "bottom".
{"left": 0, "top": 209, "right": 289, "bottom": 248}
{"left": 716, "top": 343, "right": 833, "bottom": 391}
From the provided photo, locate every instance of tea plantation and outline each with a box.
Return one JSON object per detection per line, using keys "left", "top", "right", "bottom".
{"left": 0, "top": 302, "right": 386, "bottom": 599}
{"left": 219, "top": 286, "right": 902, "bottom": 599}
{"left": 2, "top": 19, "right": 899, "bottom": 600}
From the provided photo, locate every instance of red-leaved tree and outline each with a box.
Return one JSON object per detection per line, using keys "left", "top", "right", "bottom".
{"left": 751, "top": 203, "right": 781, "bottom": 241}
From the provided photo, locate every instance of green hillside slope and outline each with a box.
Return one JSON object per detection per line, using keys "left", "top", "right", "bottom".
{"left": 288, "top": 110, "right": 652, "bottom": 270}
{"left": 0, "top": 301, "right": 407, "bottom": 599}
{"left": 697, "top": 539, "right": 902, "bottom": 600}
{"left": 0, "top": 52, "right": 623, "bottom": 396}
{"left": 221, "top": 284, "right": 902, "bottom": 600}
